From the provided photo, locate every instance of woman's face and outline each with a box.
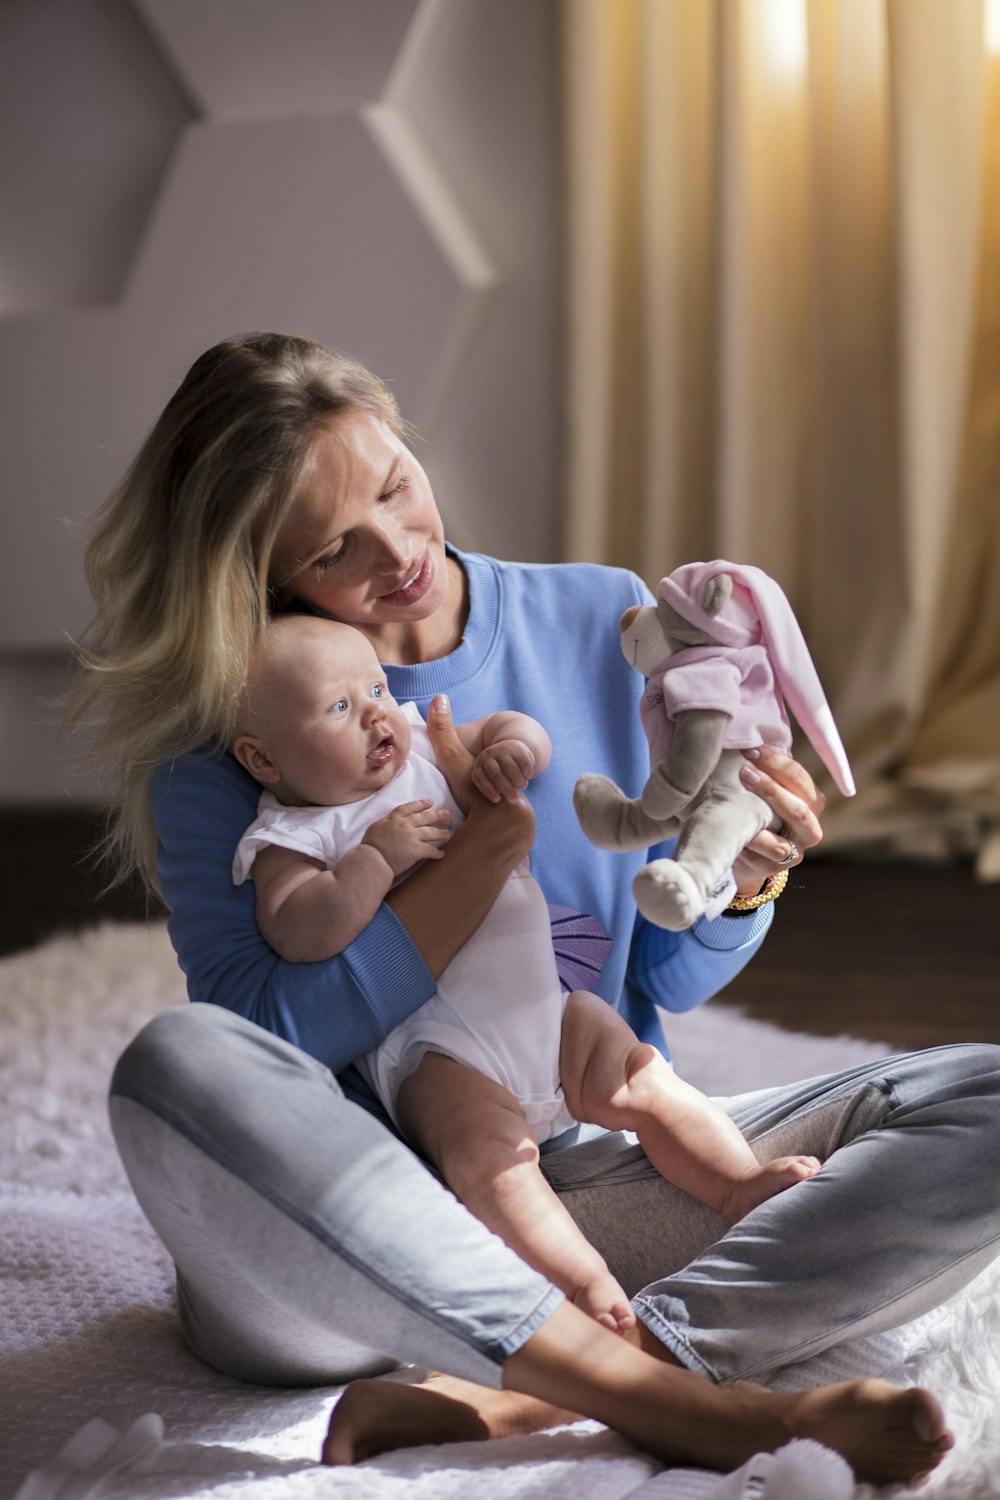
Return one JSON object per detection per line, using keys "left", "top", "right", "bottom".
{"left": 273, "top": 411, "right": 450, "bottom": 635}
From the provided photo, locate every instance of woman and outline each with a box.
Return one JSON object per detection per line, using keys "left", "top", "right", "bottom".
{"left": 73, "top": 332, "right": 999, "bottom": 1484}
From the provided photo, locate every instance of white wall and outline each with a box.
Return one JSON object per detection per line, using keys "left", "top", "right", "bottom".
{"left": 0, "top": 0, "right": 561, "bottom": 800}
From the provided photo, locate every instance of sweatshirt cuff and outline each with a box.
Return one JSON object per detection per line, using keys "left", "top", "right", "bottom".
{"left": 692, "top": 900, "right": 775, "bottom": 952}
{"left": 342, "top": 901, "right": 437, "bottom": 1031}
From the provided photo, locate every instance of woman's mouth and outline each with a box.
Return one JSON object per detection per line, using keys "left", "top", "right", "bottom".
{"left": 378, "top": 551, "right": 434, "bottom": 608}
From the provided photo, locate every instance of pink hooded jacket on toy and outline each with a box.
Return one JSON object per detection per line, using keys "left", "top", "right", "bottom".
{"left": 639, "top": 561, "right": 856, "bottom": 799}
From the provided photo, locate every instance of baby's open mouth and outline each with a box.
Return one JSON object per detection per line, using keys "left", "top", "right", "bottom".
{"left": 367, "top": 735, "right": 395, "bottom": 766}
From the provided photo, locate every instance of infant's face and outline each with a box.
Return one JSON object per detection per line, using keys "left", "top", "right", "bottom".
{"left": 253, "top": 620, "right": 412, "bottom": 806}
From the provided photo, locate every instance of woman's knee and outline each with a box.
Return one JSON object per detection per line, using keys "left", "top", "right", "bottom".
{"left": 111, "top": 1003, "right": 339, "bottom": 1114}
{"left": 113, "top": 1004, "right": 225, "bottom": 1096}
{"left": 885, "top": 1041, "right": 1000, "bottom": 1128}
{"left": 901, "top": 1041, "right": 1000, "bottom": 1090}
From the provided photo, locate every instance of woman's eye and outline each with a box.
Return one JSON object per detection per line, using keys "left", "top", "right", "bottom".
{"left": 315, "top": 549, "right": 345, "bottom": 572}
{"left": 379, "top": 472, "right": 410, "bottom": 502}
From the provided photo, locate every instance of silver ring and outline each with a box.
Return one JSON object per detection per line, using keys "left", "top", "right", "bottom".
{"left": 778, "top": 840, "right": 799, "bottom": 868}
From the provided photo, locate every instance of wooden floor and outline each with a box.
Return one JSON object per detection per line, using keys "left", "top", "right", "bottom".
{"left": 1, "top": 808, "right": 997, "bottom": 1053}
{"left": 722, "top": 857, "right": 1000, "bottom": 1052}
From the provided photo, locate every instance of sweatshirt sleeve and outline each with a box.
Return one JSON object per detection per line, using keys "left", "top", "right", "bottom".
{"left": 625, "top": 902, "right": 774, "bottom": 1018}
{"left": 151, "top": 747, "right": 437, "bottom": 1071}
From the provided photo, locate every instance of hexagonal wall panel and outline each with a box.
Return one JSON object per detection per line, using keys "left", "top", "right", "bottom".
{"left": 0, "top": 112, "right": 477, "bottom": 644}
{"left": 0, "top": 0, "right": 194, "bottom": 314}
{"left": 134, "top": 0, "right": 420, "bottom": 119}
{"left": 0, "top": 0, "right": 559, "bottom": 667}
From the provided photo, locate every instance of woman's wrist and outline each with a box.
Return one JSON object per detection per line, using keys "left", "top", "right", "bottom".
{"left": 461, "top": 791, "right": 536, "bottom": 870}
{"left": 385, "top": 795, "right": 534, "bottom": 976}
{"left": 723, "top": 868, "right": 789, "bottom": 915}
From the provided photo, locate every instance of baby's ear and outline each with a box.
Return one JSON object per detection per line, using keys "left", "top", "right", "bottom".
{"left": 701, "top": 573, "right": 733, "bottom": 617}
{"left": 232, "top": 735, "right": 280, "bottom": 785}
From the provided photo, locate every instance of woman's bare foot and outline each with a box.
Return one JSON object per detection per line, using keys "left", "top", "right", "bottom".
{"left": 777, "top": 1380, "right": 952, "bottom": 1486}
{"left": 721, "top": 1155, "right": 821, "bottom": 1224}
{"left": 572, "top": 1269, "right": 636, "bottom": 1333}
{"left": 322, "top": 1372, "right": 575, "bottom": 1466}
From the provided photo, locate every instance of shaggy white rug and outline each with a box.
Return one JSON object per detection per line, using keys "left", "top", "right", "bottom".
{"left": 1, "top": 922, "right": 998, "bottom": 1500}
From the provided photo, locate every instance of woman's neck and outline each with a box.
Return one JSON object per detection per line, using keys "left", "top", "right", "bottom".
{"left": 364, "top": 553, "right": 469, "bottom": 666}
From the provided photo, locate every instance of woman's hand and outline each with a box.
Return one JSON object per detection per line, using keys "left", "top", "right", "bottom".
{"left": 731, "top": 747, "right": 826, "bottom": 898}
{"left": 386, "top": 695, "right": 536, "bottom": 976}
{"left": 425, "top": 694, "right": 477, "bottom": 815}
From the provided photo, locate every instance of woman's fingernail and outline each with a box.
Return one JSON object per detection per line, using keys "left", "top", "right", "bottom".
{"left": 432, "top": 693, "right": 449, "bottom": 712}
{"left": 743, "top": 747, "right": 761, "bottom": 762}
{"left": 740, "top": 764, "right": 761, "bottom": 786}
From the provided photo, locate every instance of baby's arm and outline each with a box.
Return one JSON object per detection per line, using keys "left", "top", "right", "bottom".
{"left": 455, "top": 707, "right": 553, "bottom": 805}
{"left": 253, "top": 800, "right": 451, "bottom": 964}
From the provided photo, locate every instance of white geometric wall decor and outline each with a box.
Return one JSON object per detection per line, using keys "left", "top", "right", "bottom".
{"left": 0, "top": 0, "right": 559, "bottom": 798}
{"left": 0, "top": 0, "right": 193, "bottom": 315}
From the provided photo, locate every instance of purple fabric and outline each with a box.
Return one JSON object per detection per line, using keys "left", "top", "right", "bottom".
{"left": 547, "top": 904, "right": 613, "bottom": 993}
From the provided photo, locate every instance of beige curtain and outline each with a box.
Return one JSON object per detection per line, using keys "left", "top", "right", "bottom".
{"left": 562, "top": 0, "right": 1000, "bottom": 874}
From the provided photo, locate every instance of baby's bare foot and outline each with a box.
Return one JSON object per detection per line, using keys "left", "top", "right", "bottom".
{"left": 572, "top": 1271, "right": 636, "bottom": 1334}
{"left": 722, "top": 1155, "right": 821, "bottom": 1223}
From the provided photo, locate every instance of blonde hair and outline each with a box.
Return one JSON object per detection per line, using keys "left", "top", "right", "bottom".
{"left": 66, "top": 331, "right": 402, "bottom": 895}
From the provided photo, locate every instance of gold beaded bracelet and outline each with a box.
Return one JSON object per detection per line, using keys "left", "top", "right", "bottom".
{"left": 723, "top": 867, "right": 789, "bottom": 914}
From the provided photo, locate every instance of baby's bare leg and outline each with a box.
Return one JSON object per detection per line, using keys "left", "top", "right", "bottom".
{"left": 397, "top": 1053, "right": 635, "bottom": 1331}
{"left": 559, "top": 992, "right": 819, "bottom": 1223}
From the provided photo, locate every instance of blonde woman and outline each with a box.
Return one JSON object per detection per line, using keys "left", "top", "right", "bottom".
{"left": 71, "top": 331, "right": 998, "bottom": 1485}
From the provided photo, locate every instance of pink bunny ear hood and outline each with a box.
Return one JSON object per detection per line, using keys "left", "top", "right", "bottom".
{"left": 659, "top": 560, "right": 856, "bottom": 797}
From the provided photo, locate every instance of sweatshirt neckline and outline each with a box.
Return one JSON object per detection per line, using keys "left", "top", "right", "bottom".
{"left": 380, "top": 547, "right": 501, "bottom": 700}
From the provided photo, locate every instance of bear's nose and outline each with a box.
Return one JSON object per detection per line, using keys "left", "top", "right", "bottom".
{"left": 620, "top": 606, "right": 640, "bottom": 633}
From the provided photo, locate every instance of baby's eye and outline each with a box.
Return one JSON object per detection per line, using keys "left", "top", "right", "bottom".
{"left": 371, "top": 683, "right": 384, "bottom": 698}
{"left": 329, "top": 697, "right": 349, "bottom": 715}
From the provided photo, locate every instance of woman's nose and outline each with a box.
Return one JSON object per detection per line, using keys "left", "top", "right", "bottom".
{"left": 369, "top": 525, "right": 409, "bottom": 575}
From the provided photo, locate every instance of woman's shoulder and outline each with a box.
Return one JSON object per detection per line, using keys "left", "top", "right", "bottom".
{"left": 459, "top": 548, "right": 653, "bottom": 609}
{"left": 151, "top": 741, "right": 260, "bottom": 832}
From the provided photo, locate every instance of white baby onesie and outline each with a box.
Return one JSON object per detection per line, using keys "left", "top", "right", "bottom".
{"left": 233, "top": 702, "right": 577, "bottom": 1143}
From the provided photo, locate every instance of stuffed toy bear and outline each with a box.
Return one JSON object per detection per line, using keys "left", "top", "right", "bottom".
{"left": 573, "top": 560, "right": 856, "bottom": 931}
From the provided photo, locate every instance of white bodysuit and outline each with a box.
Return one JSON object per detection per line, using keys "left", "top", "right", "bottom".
{"left": 233, "top": 703, "right": 576, "bottom": 1143}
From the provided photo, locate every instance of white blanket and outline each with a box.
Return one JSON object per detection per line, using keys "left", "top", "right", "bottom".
{"left": 1, "top": 923, "right": 998, "bottom": 1499}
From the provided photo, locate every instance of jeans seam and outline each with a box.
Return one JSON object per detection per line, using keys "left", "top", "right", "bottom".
{"left": 111, "top": 1084, "right": 552, "bottom": 1367}
{"left": 633, "top": 1301, "right": 721, "bottom": 1382}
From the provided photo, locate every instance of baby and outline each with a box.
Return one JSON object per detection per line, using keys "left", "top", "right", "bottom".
{"left": 232, "top": 615, "right": 820, "bottom": 1330}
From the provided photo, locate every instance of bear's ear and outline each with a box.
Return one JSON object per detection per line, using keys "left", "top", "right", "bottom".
{"left": 702, "top": 573, "right": 732, "bottom": 617}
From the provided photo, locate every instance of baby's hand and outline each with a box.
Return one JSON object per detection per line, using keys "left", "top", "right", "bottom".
{"left": 362, "top": 799, "right": 452, "bottom": 877}
{"left": 472, "top": 739, "right": 536, "bottom": 804}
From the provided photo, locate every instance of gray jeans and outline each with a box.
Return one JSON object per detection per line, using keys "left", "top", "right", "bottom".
{"left": 109, "top": 1004, "right": 1000, "bottom": 1388}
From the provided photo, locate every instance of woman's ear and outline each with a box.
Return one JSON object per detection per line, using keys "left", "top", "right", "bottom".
{"left": 233, "top": 735, "right": 281, "bottom": 785}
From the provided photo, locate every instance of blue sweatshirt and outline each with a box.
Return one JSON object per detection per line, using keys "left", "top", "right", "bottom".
{"left": 152, "top": 550, "right": 772, "bottom": 1117}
